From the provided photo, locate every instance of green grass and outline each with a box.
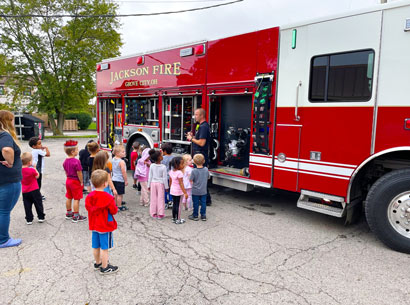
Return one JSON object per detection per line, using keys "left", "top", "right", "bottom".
{"left": 45, "top": 135, "right": 97, "bottom": 139}
{"left": 88, "top": 122, "right": 96, "bottom": 130}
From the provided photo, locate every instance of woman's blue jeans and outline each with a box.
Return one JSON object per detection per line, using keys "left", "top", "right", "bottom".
{"left": 0, "top": 182, "right": 21, "bottom": 244}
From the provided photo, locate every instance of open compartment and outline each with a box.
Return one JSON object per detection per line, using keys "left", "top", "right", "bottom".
{"left": 209, "top": 94, "right": 252, "bottom": 176}
{"left": 162, "top": 95, "right": 202, "bottom": 154}
{"left": 125, "top": 97, "right": 159, "bottom": 126}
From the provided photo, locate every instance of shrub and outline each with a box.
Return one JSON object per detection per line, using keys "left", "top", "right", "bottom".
{"left": 66, "top": 112, "right": 92, "bottom": 130}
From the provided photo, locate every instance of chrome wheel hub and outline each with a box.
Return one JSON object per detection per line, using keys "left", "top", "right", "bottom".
{"left": 388, "top": 191, "right": 410, "bottom": 239}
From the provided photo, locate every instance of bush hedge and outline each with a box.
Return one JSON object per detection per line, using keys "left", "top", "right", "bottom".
{"left": 66, "top": 112, "right": 92, "bottom": 130}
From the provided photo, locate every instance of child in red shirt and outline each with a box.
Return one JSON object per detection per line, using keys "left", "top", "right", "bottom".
{"left": 21, "top": 152, "right": 45, "bottom": 225}
{"left": 86, "top": 169, "right": 118, "bottom": 275}
{"left": 62, "top": 140, "right": 86, "bottom": 222}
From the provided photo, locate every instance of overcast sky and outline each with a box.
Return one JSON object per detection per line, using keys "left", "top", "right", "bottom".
{"left": 115, "top": 0, "right": 382, "bottom": 57}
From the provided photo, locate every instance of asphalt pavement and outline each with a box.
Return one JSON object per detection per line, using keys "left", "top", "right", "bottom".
{"left": 1, "top": 138, "right": 409, "bottom": 305}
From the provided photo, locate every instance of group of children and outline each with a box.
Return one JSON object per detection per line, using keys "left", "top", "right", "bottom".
{"left": 132, "top": 142, "right": 209, "bottom": 224}
{"left": 21, "top": 138, "right": 210, "bottom": 275}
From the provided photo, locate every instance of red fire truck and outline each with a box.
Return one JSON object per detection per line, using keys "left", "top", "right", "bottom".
{"left": 96, "top": 1, "right": 410, "bottom": 253}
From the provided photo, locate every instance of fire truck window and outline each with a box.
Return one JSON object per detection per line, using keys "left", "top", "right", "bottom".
{"left": 310, "top": 56, "right": 328, "bottom": 101}
{"left": 309, "top": 50, "right": 374, "bottom": 103}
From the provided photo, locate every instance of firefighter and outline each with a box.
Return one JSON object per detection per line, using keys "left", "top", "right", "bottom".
{"left": 186, "top": 108, "right": 212, "bottom": 206}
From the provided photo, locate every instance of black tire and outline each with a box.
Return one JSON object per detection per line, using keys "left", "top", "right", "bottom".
{"left": 127, "top": 137, "right": 150, "bottom": 169}
{"left": 365, "top": 168, "right": 410, "bottom": 254}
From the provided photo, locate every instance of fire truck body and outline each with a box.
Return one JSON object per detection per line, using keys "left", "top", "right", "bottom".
{"left": 96, "top": 1, "right": 410, "bottom": 252}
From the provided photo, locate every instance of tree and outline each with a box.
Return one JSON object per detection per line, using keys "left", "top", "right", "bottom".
{"left": 0, "top": 0, "right": 122, "bottom": 134}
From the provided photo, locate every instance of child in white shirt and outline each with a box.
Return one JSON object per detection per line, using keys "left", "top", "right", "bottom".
{"left": 148, "top": 149, "right": 169, "bottom": 219}
{"left": 29, "top": 137, "right": 50, "bottom": 199}
{"left": 181, "top": 154, "right": 193, "bottom": 210}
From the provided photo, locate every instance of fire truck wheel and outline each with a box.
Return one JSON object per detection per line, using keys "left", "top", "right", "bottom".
{"left": 365, "top": 168, "right": 410, "bottom": 254}
{"left": 127, "top": 137, "right": 150, "bottom": 167}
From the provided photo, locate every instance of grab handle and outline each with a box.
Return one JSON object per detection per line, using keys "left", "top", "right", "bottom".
{"left": 295, "top": 81, "right": 302, "bottom": 121}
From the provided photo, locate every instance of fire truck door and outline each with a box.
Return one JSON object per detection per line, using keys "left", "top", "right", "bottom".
{"left": 273, "top": 124, "right": 301, "bottom": 192}
{"left": 98, "top": 98, "right": 116, "bottom": 148}
{"left": 113, "top": 100, "right": 123, "bottom": 144}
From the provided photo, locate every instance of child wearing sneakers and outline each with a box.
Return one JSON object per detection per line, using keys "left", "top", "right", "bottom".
{"left": 29, "top": 137, "right": 50, "bottom": 200}
{"left": 79, "top": 140, "right": 95, "bottom": 193}
{"left": 130, "top": 141, "right": 140, "bottom": 190}
{"left": 111, "top": 145, "right": 128, "bottom": 211}
{"left": 85, "top": 169, "right": 118, "bottom": 275}
{"left": 87, "top": 141, "right": 100, "bottom": 188}
{"left": 169, "top": 157, "right": 188, "bottom": 224}
{"left": 147, "top": 149, "right": 168, "bottom": 219}
{"left": 181, "top": 154, "right": 193, "bottom": 210}
{"left": 161, "top": 143, "right": 173, "bottom": 208}
{"left": 135, "top": 147, "right": 151, "bottom": 206}
{"left": 21, "top": 152, "right": 45, "bottom": 224}
{"left": 189, "top": 154, "right": 210, "bottom": 222}
{"left": 62, "top": 140, "right": 87, "bottom": 222}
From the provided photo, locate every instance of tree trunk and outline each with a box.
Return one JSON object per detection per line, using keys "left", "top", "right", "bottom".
{"left": 49, "top": 112, "right": 63, "bottom": 135}
{"left": 57, "top": 111, "right": 65, "bottom": 135}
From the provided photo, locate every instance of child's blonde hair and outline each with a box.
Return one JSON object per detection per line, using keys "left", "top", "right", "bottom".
{"left": 182, "top": 154, "right": 192, "bottom": 163}
{"left": 137, "top": 144, "right": 146, "bottom": 155}
{"left": 113, "top": 144, "right": 125, "bottom": 156}
{"left": 193, "top": 154, "right": 205, "bottom": 166}
{"left": 91, "top": 169, "right": 109, "bottom": 188}
{"left": 182, "top": 154, "right": 192, "bottom": 169}
{"left": 21, "top": 152, "right": 32, "bottom": 165}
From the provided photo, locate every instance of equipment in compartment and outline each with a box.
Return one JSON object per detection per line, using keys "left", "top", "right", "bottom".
{"left": 125, "top": 98, "right": 159, "bottom": 126}
{"left": 163, "top": 95, "right": 202, "bottom": 155}
{"left": 252, "top": 75, "right": 273, "bottom": 155}
{"left": 224, "top": 126, "right": 251, "bottom": 167}
{"left": 210, "top": 122, "right": 220, "bottom": 161}
{"left": 210, "top": 94, "right": 252, "bottom": 171}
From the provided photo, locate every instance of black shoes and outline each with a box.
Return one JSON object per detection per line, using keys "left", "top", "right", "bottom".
{"left": 189, "top": 214, "right": 206, "bottom": 221}
{"left": 100, "top": 264, "right": 119, "bottom": 275}
{"left": 188, "top": 214, "right": 199, "bottom": 221}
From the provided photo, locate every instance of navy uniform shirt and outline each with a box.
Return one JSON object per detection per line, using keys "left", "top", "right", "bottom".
{"left": 192, "top": 121, "right": 210, "bottom": 165}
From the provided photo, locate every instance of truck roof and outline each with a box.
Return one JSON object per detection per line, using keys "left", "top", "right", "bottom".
{"left": 99, "top": 0, "right": 410, "bottom": 64}
{"left": 280, "top": 0, "right": 410, "bottom": 30}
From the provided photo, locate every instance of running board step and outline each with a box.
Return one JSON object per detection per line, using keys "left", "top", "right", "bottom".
{"left": 297, "top": 190, "right": 346, "bottom": 218}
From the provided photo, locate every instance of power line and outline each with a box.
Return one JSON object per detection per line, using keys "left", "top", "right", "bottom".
{"left": 0, "top": 0, "right": 243, "bottom": 18}
{"left": 117, "top": 0, "right": 228, "bottom": 3}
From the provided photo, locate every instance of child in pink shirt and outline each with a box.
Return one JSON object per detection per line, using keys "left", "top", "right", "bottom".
{"left": 169, "top": 157, "right": 188, "bottom": 224}
{"left": 134, "top": 148, "right": 151, "bottom": 206}
{"left": 21, "top": 152, "right": 45, "bottom": 224}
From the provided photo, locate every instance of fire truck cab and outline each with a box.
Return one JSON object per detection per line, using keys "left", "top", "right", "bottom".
{"left": 97, "top": 1, "right": 410, "bottom": 253}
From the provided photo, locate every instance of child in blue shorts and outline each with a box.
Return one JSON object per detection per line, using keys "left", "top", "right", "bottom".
{"left": 85, "top": 169, "right": 119, "bottom": 275}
